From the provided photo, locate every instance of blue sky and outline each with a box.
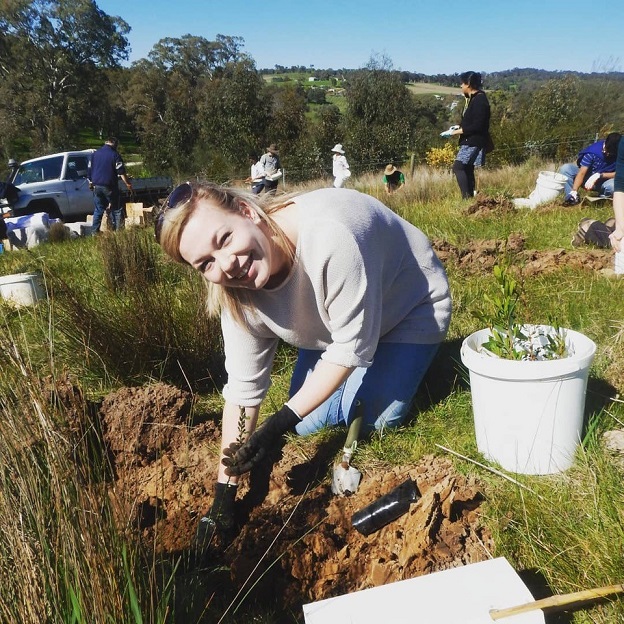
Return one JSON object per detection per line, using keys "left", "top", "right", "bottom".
{"left": 98, "top": 0, "right": 622, "bottom": 75}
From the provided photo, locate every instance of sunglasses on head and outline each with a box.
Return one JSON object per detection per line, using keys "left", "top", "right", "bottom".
{"left": 154, "top": 182, "right": 193, "bottom": 243}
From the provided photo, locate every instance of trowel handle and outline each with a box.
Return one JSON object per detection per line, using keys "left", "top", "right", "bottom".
{"left": 490, "top": 583, "right": 624, "bottom": 620}
{"left": 345, "top": 402, "right": 364, "bottom": 449}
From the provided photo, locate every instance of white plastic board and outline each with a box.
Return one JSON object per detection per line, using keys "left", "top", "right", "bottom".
{"left": 302, "top": 557, "right": 545, "bottom": 624}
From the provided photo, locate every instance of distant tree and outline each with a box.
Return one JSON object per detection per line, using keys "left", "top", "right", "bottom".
{"left": 147, "top": 34, "right": 244, "bottom": 81}
{"left": 0, "top": 0, "right": 130, "bottom": 153}
{"left": 306, "top": 88, "right": 327, "bottom": 105}
{"left": 266, "top": 83, "right": 308, "bottom": 157}
{"left": 497, "top": 76, "right": 597, "bottom": 162}
{"left": 283, "top": 103, "right": 344, "bottom": 182}
{"left": 126, "top": 34, "right": 250, "bottom": 176}
{"left": 344, "top": 55, "right": 425, "bottom": 171}
{"left": 196, "top": 58, "right": 269, "bottom": 178}
{"left": 125, "top": 59, "right": 199, "bottom": 175}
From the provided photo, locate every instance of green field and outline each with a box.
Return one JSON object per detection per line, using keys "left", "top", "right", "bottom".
{"left": 406, "top": 82, "right": 460, "bottom": 96}
{"left": 1, "top": 162, "right": 623, "bottom": 623}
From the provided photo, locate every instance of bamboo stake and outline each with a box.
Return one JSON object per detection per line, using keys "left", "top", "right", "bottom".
{"left": 490, "top": 583, "right": 624, "bottom": 620}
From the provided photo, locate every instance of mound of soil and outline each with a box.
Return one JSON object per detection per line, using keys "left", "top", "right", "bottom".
{"left": 98, "top": 383, "right": 493, "bottom": 610}
{"left": 433, "top": 194, "right": 612, "bottom": 276}
{"left": 465, "top": 194, "right": 516, "bottom": 216}
{"left": 432, "top": 235, "right": 612, "bottom": 275}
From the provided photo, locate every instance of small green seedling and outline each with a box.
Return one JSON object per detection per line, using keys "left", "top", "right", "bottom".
{"left": 474, "top": 263, "right": 569, "bottom": 361}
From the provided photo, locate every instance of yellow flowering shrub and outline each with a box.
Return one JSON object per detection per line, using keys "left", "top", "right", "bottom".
{"left": 425, "top": 143, "right": 456, "bottom": 168}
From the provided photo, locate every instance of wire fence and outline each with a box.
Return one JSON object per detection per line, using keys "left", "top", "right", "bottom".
{"left": 278, "top": 131, "right": 602, "bottom": 182}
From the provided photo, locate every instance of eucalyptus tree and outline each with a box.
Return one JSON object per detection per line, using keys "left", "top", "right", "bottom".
{"left": 126, "top": 34, "right": 249, "bottom": 177}
{"left": 195, "top": 56, "right": 269, "bottom": 179}
{"left": 265, "top": 83, "right": 308, "bottom": 157}
{"left": 0, "top": 0, "right": 130, "bottom": 155}
{"left": 343, "top": 55, "right": 426, "bottom": 173}
{"left": 498, "top": 75, "right": 601, "bottom": 163}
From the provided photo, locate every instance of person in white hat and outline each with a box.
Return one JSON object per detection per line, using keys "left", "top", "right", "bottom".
{"left": 331, "top": 144, "right": 351, "bottom": 188}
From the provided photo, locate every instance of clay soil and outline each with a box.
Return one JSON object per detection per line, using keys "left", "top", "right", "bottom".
{"left": 98, "top": 383, "right": 492, "bottom": 619}
{"left": 431, "top": 194, "right": 614, "bottom": 275}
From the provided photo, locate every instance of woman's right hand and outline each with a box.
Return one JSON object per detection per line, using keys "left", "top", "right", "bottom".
{"left": 222, "top": 405, "right": 300, "bottom": 475}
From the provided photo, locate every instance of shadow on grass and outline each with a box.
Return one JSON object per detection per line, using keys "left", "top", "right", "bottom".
{"left": 519, "top": 568, "right": 573, "bottom": 624}
{"left": 414, "top": 337, "right": 467, "bottom": 413}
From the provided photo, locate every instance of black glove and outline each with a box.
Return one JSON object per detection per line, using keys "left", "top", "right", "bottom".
{"left": 196, "top": 481, "right": 237, "bottom": 549}
{"left": 222, "top": 405, "right": 300, "bottom": 476}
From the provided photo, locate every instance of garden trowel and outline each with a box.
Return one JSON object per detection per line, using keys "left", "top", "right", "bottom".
{"left": 331, "top": 403, "right": 363, "bottom": 496}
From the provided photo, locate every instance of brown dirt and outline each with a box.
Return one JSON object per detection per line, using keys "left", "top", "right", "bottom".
{"left": 428, "top": 193, "right": 614, "bottom": 276}
{"left": 432, "top": 235, "right": 613, "bottom": 276}
{"left": 98, "top": 383, "right": 492, "bottom": 611}
{"left": 465, "top": 193, "right": 517, "bottom": 217}
{"left": 432, "top": 233, "right": 613, "bottom": 276}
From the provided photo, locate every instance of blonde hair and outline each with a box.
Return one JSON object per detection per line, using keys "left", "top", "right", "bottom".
{"left": 158, "top": 182, "right": 295, "bottom": 324}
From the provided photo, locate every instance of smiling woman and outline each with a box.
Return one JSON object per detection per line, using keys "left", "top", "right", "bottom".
{"left": 156, "top": 181, "right": 452, "bottom": 546}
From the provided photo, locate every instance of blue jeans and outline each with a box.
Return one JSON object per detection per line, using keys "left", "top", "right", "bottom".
{"left": 291, "top": 342, "right": 440, "bottom": 436}
{"left": 92, "top": 185, "right": 123, "bottom": 232}
{"left": 558, "top": 163, "right": 614, "bottom": 197}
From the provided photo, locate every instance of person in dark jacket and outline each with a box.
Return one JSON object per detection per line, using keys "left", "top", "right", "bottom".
{"left": 448, "top": 71, "right": 491, "bottom": 199}
{"left": 88, "top": 137, "right": 133, "bottom": 232}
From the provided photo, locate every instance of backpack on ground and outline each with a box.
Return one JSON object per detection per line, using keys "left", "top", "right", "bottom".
{"left": 571, "top": 217, "right": 615, "bottom": 248}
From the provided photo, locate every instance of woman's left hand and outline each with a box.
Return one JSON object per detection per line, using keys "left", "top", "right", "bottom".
{"left": 222, "top": 405, "right": 300, "bottom": 475}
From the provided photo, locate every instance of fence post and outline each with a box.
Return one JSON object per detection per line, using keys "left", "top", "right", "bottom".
{"left": 409, "top": 153, "right": 416, "bottom": 178}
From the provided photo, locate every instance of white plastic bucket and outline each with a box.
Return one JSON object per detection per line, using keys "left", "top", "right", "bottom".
{"left": 0, "top": 273, "right": 46, "bottom": 307}
{"left": 460, "top": 326, "right": 596, "bottom": 475}
{"left": 513, "top": 171, "right": 567, "bottom": 209}
{"left": 532, "top": 171, "right": 567, "bottom": 205}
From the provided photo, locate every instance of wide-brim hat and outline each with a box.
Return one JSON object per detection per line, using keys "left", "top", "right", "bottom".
{"left": 384, "top": 164, "right": 397, "bottom": 175}
{"left": 331, "top": 143, "right": 345, "bottom": 154}
{"left": 266, "top": 143, "right": 279, "bottom": 154}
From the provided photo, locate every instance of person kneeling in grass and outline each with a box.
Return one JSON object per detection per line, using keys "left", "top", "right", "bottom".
{"left": 155, "top": 183, "right": 451, "bottom": 542}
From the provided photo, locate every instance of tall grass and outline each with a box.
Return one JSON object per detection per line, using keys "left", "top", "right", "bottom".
{"left": 2, "top": 228, "right": 225, "bottom": 392}
{"left": 0, "top": 335, "right": 168, "bottom": 622}
{"left": 0, "top": 162, "right": 623, "bottom": 622}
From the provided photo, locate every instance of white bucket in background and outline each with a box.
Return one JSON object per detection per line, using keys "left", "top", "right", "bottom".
{"left": 460, "top": 326, "right": 596, "bottom": 475}
{"left": 513, "top": 171, "right": 567, "bottom": 209}
{"left": 61, "top": 221, "right": 93, "bottom": 238}
{"left": 0, "top": 273, "right": 46, "bottom": 307}
{"left": 615, "top": 250, "right": 624, "bottom": 275}
{"left": 536, "top": 171, "right": 567, "bottom": 197}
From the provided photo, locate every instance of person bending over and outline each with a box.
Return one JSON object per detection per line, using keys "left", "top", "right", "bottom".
{"left": 559, "top": 132, "right": 621, "bottom": 206}
{"left": 155, "top": 183, "right": 451, "bottom": 541}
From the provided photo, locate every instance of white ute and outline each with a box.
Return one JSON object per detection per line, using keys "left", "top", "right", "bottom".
{"left": 0, "top": 150, "right": 172, "bottom": 222}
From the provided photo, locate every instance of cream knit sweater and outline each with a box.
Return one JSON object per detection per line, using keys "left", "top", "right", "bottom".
{"left": 221, "top": 188, "right": 451, "bottom": 406}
